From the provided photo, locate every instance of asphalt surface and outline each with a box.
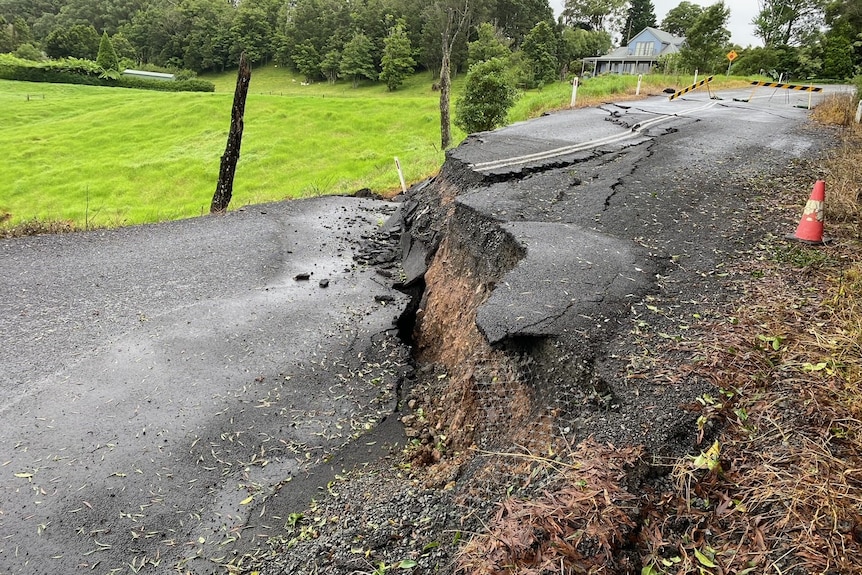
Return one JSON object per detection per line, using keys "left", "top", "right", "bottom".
{"left": 0, "top": 197, "right": 409, "bottom": 573}
{"left": 446, "top": 84, "right": 844, "bottom": 346}
{"left": 0, "top": 82, "right": 848, "bottom": 574}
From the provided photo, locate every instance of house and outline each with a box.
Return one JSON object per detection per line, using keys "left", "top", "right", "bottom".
{"left": 121, "top": 69, "right": 176, "bottom": 81}
{"left": 584, "top": 27, "right": 685, "bottom": 75}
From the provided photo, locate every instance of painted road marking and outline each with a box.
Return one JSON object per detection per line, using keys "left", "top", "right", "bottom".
{"left": 471, "top": 101, "right": 718, "bottom": 173}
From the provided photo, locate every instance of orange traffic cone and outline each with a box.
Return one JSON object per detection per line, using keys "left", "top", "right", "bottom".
{"left": 787, "top": 180, "right": 827, "bottom": 245}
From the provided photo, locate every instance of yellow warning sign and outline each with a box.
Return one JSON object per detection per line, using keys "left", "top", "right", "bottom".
{"left": 727, "top": 50, "right": 738, "bottom": 62}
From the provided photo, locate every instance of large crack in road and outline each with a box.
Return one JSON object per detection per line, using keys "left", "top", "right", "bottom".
{"left": 0, "top": 87, "right": 839, "bottom": 574}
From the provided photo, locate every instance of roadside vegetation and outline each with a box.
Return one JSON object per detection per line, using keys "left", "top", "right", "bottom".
{"left": 454, "top": 93, "right": 862, "bottom": 575}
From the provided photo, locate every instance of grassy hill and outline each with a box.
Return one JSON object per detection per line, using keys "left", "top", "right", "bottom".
{"left": 1, "top": 66, "right": 751, "bottom": 229}
{"left": 1, "top": 68, "right": 461, "bottom": 228}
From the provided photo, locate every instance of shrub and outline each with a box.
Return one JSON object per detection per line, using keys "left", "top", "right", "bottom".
{"left": 0, "top": 54, "right": 214, "bottom": 92}
{"left": 455, "top": 57, "right": 519, "bottom": 134}
{"left": 14, "top": 43, "right": 44, "bottom": 62}
{"left": 96, "top": 31, "right": 119, "bottom": 72}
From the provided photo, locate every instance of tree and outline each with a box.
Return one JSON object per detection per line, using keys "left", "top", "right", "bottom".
{"left": 753, "top": 0, "right": 825, "bottom": 46}
{"left": 660, "top": 1, "right": 703, "bottom": 36}
{"left": 230, "top": 0, "right": 273, "bottom": 65}
{"left": 320, "top": 49, "right": 340, "bottom": 83}
{"left": 623, "top": 0, "right": 657, "bottom": 43}
{"left": 493, "top": 0, "right": 554, "bottom": 46}
{"left": 96, "top": 30, "right": 119, "bottom": 71}
{"left": 111, "top": 31, "right": 136, "bottom": 63}
{"left": 0, "top": 16, "right": 14, "bottom": 52}
{"left": 467, "top": 22, "right": 510, "bottom": 66}
{"left": 180, "top": 0, "right": 234, "bottom": 72}
{"left": 825, "top": 0, "right": 862, "bottom": 72}
{"left": 561, "top": 0, "right": 626, "bottom": 32}
{"left": 558, "top": 26, "right": 611, "bottom": 77}
{"left": 455, "top": 57, "right": 518, "bottom": 133}
{"left": 292, "top": 40, "right": 321, "bottom": 82}
{"left": 821, "top": 22, "right": 854, "bottom": 78}
{"left": 44, "top": 23, "right": 100, "bottom": 59}
{"left": 438, "top": 1, "right": 470, "bottom": 150}
{"left": 679, "top": 1, "right": 731, "bottom": 72}
{"left": 521, "top": 20, "right": 558, "bottom": 86}
{"left": 340, "top": 32, "right": 376, "bottom": 87}
{"left": 379, "top": 20, "right": 416, "bottom": 91}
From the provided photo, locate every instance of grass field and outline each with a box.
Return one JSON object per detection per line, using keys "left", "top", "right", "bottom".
{"left": 1, "top": 67, "right": 753, "bottom": 229}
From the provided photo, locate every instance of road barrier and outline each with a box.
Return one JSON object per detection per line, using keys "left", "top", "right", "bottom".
{"left": 748, "top": 81, "right": 823, "bottom": 92}
{"left": 668, "top": 76, "right": 714, "bottom": 101}
{"left": 735, "top": 81, "right": 823, "bottom": 107}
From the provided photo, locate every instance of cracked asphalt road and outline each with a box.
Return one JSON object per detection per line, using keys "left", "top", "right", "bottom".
{"left": 449, "top": 85, "right": 843, "bottom": 346}
{"left": 0, "top": 83, "right": 847, "bottom": 574}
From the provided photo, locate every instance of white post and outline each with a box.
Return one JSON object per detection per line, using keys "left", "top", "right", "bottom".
{"left": 636, "top": 74, "right": 643, "bottom": 96}
{"left": 693, "top": 69, "right": 698, "bottom": 85}
{"left": 855, "top": 100, "right": 862, "bottom": 123}
{"left": 570, "top": 76, "right": 579, "bottom": 107}
{"left": 394, "top": 157, "right": 407, "bottom": 194}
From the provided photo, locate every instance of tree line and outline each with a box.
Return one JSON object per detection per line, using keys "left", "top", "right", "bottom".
{"left": 0, "top": 0, "right": 859, "bottom": 88}
{"left": 0, "top": 0, "right": 608, "bottom": 85}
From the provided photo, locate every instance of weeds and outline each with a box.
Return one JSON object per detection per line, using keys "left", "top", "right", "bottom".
{"left": 0, "top": 216, "right": 76, "bottom": 238}
{"left": 638, "top": 98, "right": 862, "bottom": 574}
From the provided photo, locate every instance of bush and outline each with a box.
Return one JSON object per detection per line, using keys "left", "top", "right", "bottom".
{"left": 455, "top": 57, "right": 519, "bottom": 134}
{"left": 116, "top": 76, "right": 214, "bottom": 92}
{"left": 0, "top": 54, "right": 214, "bottom": 92}
{"left": 14, "top": 43, "right": 44, "bottom": 62}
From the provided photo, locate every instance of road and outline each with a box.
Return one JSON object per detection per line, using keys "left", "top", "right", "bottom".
{"left": 0, "top": 197, "right": 410, "bottom": 574}
{"left": 0, "top": 83, "right": 846, "bottom": 574}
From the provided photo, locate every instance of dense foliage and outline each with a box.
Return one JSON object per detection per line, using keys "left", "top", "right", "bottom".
{"left": 0, "top": 0, "right": 859, "bottom": 85}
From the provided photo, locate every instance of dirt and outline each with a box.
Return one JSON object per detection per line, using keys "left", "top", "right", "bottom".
{"left": 240, "top": 100, "right": 837, "bottom": 574}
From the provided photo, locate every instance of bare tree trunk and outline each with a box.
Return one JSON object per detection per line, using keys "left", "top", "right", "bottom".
{"left": 439, "top": 3, "right": 469, "bottom": 151}
{"left": 440, "top": 45, "right": 452, "bottom": 150}
{"left": 211, "top": 52, "right": 251, "bottom": 214}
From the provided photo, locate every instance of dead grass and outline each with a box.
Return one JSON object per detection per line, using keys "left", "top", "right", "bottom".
{"left": 812, "top": 93, "right": 862, "bottom": 234}
{"left": 635, "top": 99, "right": 862, "bottom": 575}
{"left": 456, "top": 440, "right": 643, "bottom": 574}
{"left": 0, "top": 216, "right": 77, "bottom": 238}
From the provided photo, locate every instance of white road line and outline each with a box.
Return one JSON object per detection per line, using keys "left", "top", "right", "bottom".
{"left": 472, "top": 100, "right": 718, "bottom": 172}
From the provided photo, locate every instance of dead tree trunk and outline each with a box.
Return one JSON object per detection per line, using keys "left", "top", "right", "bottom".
{"left": 439, "top": 3, "right": 468, "bottom": 151}
{"left": 439, "top": 41, "right": 452, "bottom": 150}
{"left": 211, "top": 52, "right": 251, "bottom": 214}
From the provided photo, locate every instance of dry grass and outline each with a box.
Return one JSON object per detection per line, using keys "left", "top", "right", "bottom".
{"left": 636, "top": 98, "right": 862, "bottom": 575}
{"left": 813, "top": 94, "right": 862, "bottom": 236}
{"left": 0, "top": 215, "right": 77, "bottom": 238}
{"left": 456, "top": 440, "right": 643, "bottom": 574}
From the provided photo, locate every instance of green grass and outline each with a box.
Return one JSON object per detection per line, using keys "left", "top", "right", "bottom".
{"left": 1, "top": 67, "right": 759, "bottom": 229}
{"left": 1, "top": 66, "right": 465, "bottom": 228}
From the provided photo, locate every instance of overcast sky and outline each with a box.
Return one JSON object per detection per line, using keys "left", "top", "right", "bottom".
{"left": 551, "top": 1, "right": 763, "bottom": 48}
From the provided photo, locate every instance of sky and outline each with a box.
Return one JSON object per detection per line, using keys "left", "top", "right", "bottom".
{"left": 551, "top": 1, "right": 763, "bottom": 48}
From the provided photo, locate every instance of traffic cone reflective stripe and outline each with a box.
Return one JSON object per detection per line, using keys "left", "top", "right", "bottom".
{"left": 789, "top": 180, "right": 826, "bottom": 244}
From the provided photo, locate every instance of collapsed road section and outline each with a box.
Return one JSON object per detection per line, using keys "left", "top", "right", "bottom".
{"left": 258, "top": 91, "right": 833, "bottom": 573}
{"left": 0, "top": 91, "right": 833, "bottom": 575}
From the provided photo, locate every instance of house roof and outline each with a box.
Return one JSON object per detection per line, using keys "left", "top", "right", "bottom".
{"left": 585, "top": 27, "right": 685, "bottom": 62}
{"left": 643, "top": 26, "right": 685, "bottom": 46}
